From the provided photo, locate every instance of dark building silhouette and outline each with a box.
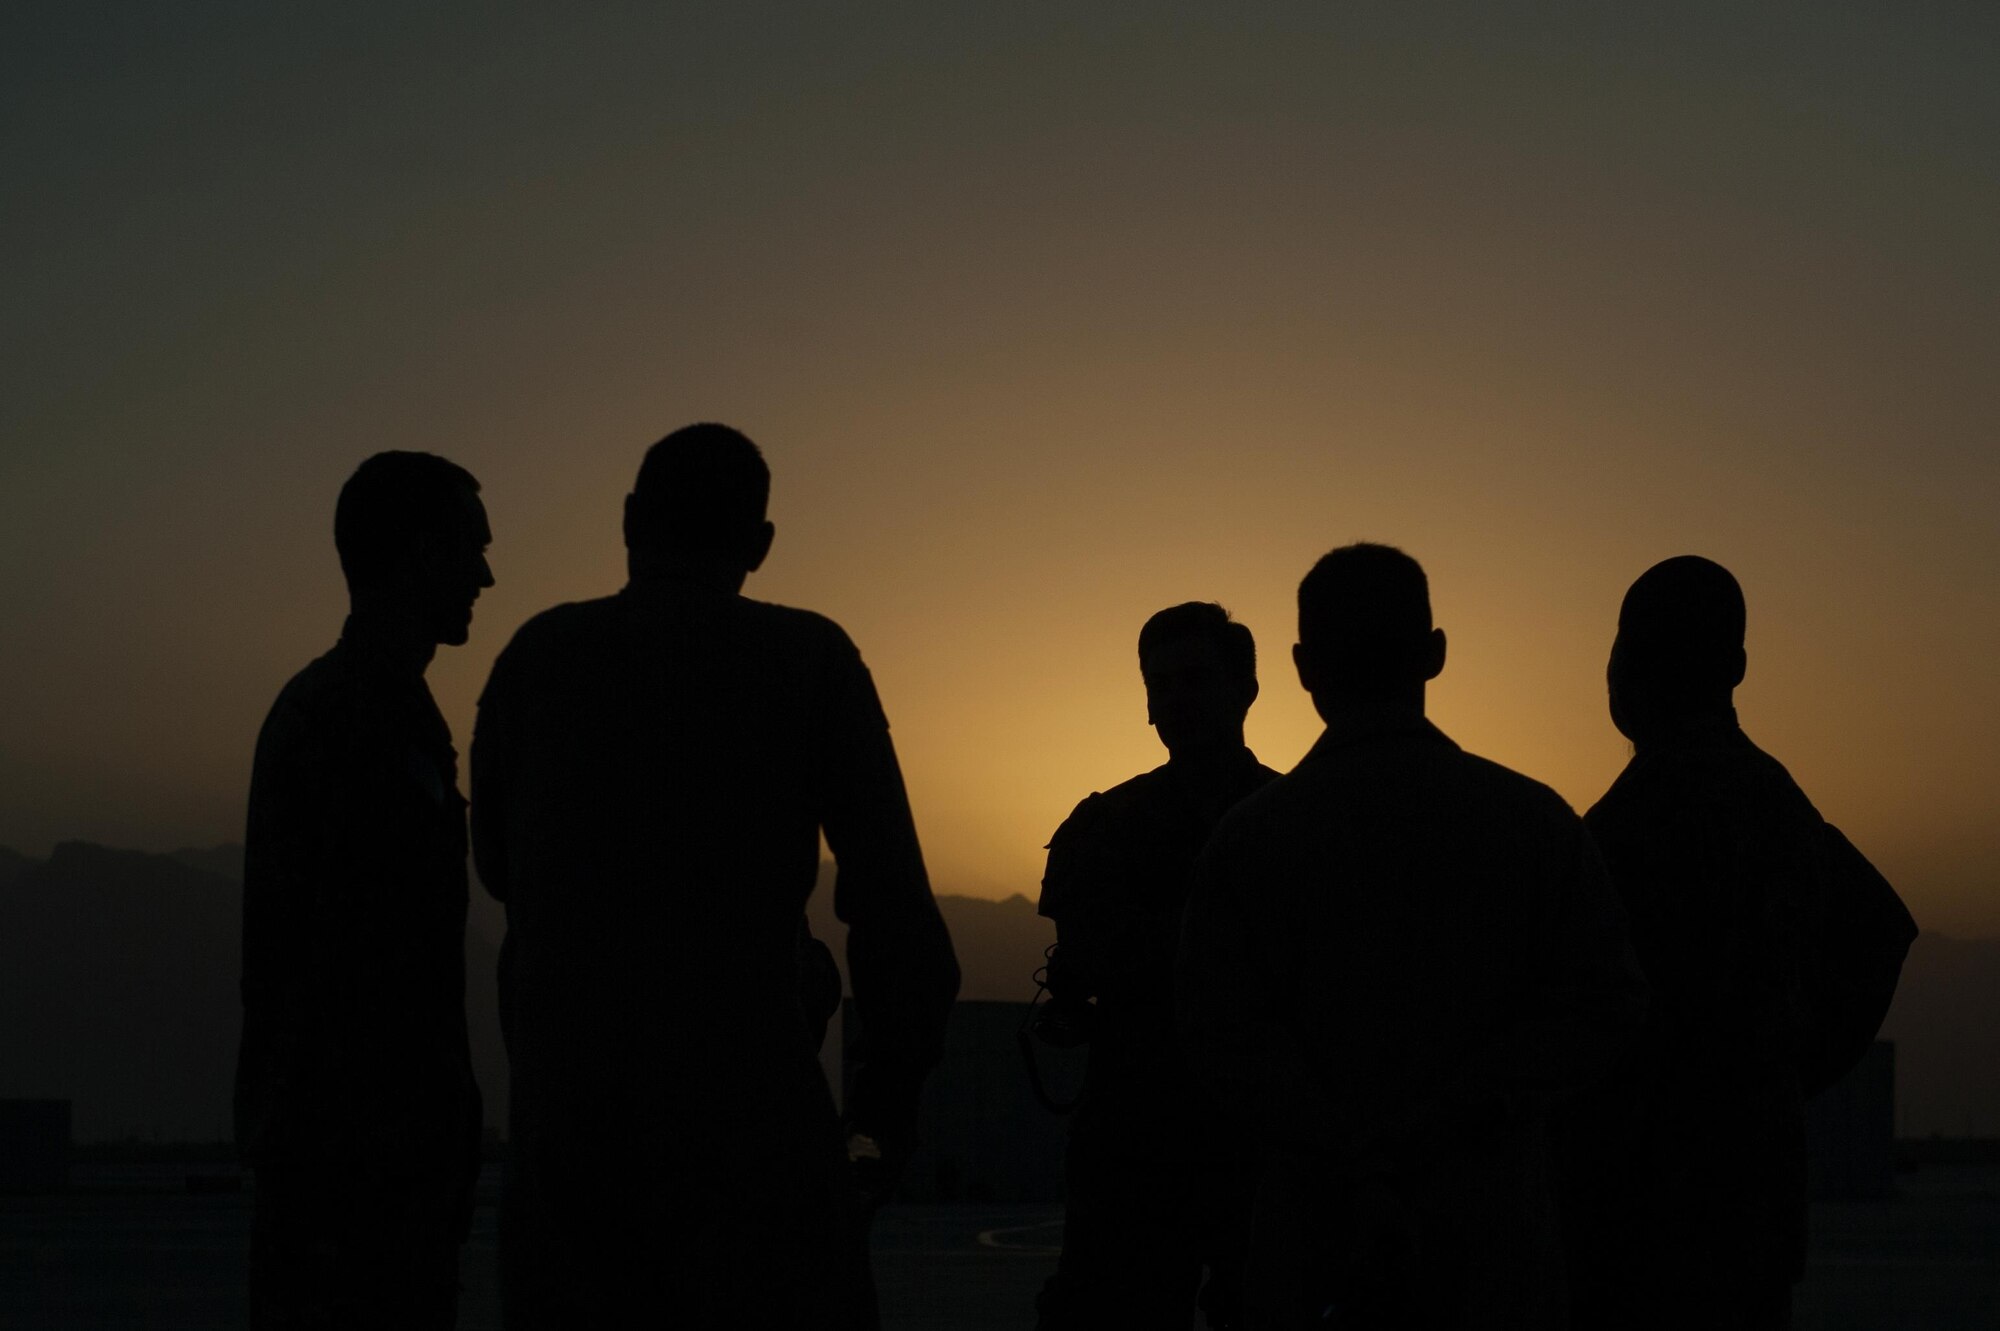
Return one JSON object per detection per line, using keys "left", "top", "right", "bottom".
{"left": 235, "top": 452, "right": 492, "bottom": 1328}
{"left": 1560, "top": 555, "right": 1917, "bottom": 1329}
{"left": 471, "top": 424, "right": 957, "bottom": 1329}
{"left": 1180, "top": 544, "right": 1647, "bottom": 1330}
{"left": 0, "top": 1101, "right": 69, "bottom": 1194}
{"left": 1033, "top": 602, "right": 1277, "bottom": 1330}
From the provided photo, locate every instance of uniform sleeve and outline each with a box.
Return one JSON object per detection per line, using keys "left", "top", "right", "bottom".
{"left": 1799, "top": 823, "right": 1918, "bottom": 1094}
{"left": 816, "top": 627, "right": 960, "bottom": 1149}
{"left": 1037, "top": 797, "right": 1124, "bottom": 1003}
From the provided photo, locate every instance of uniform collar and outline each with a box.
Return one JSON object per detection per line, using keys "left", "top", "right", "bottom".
{"left": 1303, "top": 715, "right": 1458, "bottom": 762}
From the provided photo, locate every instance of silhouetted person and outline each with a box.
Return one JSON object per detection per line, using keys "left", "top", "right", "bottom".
{"left": 1179, "top": 543, "right": 1647, "bottom": 1330}
{"left": 1034, "top": 602, "right": 1279, "bottom": 1331}
{"left": 235, "top": 451, "right": 493, "bottom": 1329}
{"left": 471, "top": 423, "right": 959, "bottom": 1329}
{"left": 1558, "top": 556, "right": 1917, "bottom": 1330}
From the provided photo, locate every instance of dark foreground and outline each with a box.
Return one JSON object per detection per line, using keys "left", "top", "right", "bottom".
{"left": 2, "top": 1163, "right": 1995, "bottom": 1329}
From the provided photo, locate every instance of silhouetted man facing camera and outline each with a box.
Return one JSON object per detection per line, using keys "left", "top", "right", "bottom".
{"left": 1034, "top": 602, "right": 1278, "bottom": 1331}
{"left": 236, "top": 451, "right": 492, "bottom": 1329}
{"left": 1180, "top": 543, "right": 1646, "bottom": 1330}
{"left": 1559, "top": 556, "right": 1915, "bottom": 1330}
{"left": 472, "top": 423, "right": 959, "bottom": 1329}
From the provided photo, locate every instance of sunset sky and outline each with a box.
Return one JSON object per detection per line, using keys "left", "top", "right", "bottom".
{"left": 5, "top": 3, "right": 1996, "bottom": 935}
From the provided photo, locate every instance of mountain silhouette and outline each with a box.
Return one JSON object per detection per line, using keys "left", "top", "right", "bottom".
{"left": 167, "top": 844, "right": 244, "bottom": 883}
{"left": 0, "top": 843, "right": 246, "bottom": 1141}
{"left": 802, "top": 865, "right": 1054, "bottom": 1004}
{"left": 0, "top": 845, "right": 1054, "bottom": 1142}
{"left": 0, "top": 845, "right": 31, "bottom": 888}
{"left": 0, "top": 842, "right": 1987, "bottom": 1141}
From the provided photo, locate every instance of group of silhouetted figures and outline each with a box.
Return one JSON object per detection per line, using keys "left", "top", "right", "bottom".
{"left": 234, "top": 424, "right": 1916, "bottom": 1329}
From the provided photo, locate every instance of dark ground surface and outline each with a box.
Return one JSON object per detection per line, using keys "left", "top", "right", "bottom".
{"left": 2, "top": 1163, "right": 1995, "bottom": 1329}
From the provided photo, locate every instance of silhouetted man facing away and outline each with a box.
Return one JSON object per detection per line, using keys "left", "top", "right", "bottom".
{"left": 1560, "top": 557, "right": 1916, "bottom": 1330}
{"left": 1180, "top": 544, "right": 1646, "bottom": 1330}
{"left": 1035, "top": 602, "right": 1278, "bottom": 1330}
{"left": 472, "top": 424, "right": 959, "bottom": 1329}
{"left": 236, "top": 452, "right": 493, "bottom": 1329}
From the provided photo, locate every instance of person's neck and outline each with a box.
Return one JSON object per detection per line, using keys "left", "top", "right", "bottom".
{"left": 1629, "top": 705, "right": 1738, "bottom": 753}
{"left": 1165, "top": 737, "right": 1252, "bottom": 779}
{"left": 1313, "top": 688, "right": 1427, "bottom": 743}
{"left": 626, "top": 553, "right": 749, "bottom": 595}
{"left": 341, "top": 601, "right": 437, "bottom": 676}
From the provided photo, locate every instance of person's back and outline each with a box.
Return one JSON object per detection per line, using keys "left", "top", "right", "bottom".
{"left": 482, "top": 591, "right": 884, "bottom": 1072}
{"left": 1562, "top": 557, "right": 1916, "bottom": 1329}
{"left": 473, "top": 425, "right": 958, "bottom": 1329}
{"left": 1181, "top": 544, "right": 1645, "bottom": 1330}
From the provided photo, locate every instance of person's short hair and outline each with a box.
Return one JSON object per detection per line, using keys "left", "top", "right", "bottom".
{"left": 628, "top": 423, "right": 770, "bottom": 557}
{"left": 333, "top": 451, "right": 481, "bottom": 592}
{"left": 1297, "top": 543, "right": 1433, "bottom": 684}
{"left": 1138, "top": 602, "right": 1257, "bottom": 687}
{"left": 1617, "top": 555, "right": 1746, "bottom": 688}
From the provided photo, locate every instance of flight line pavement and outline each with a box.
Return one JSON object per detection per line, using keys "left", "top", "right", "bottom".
{"left": 0, "top": 1163, "right": 1993, "bottom": 1329}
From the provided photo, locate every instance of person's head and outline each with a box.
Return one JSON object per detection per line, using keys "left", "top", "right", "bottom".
{"left": 1608, "top": 555, "right": 1746, "bottom": 742}
{"left": 624, "top": 423, "right": 775, "bottom": 585}
{"left": 1293, "top": 543, "right": 1445, "bottom": 722}
{"left": 1137, "top": 602, "right": 1258, "bottom": 758}
{"left": 333, "top": 451, "right": 492, "bottom": 646}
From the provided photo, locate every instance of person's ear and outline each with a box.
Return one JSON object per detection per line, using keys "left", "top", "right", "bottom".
{"left": 744, "top": 520, "right": 775, "bottom": 573}
{"left": 1419, "top": 627, "right": 1447, "bottom": 682}
{"left": 1292, "top": 642, "right": 1319, "bottom": 696}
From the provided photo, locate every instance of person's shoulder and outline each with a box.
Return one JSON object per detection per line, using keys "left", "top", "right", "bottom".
{"left": 1725, "top": 732, "right": 1816, "bottom": 806}
{"left": 1105, "top": 761, "right": 1177, "bottom": 802}
{"left": 1448, "top": 745, "right": 1581, "bottom": 824}
{"left": 505, "top": 595, "right": 622, "bottom": 649}
{"left": 263, "top": 646, "right": 353, "bottom": 723}
{"left": 1204, "top": 762, "right": 1308, "bottom": 850}
{"left": 1045, "top": 762, "right": 1161, "bottom": 845}
{"left": 735, "top": 596, "right": 859, "bottom": 652}
{"left": 483, "top": 596, "right": 622, "bottom": 678}
{"left": 254, "top": 648, "right": 357, "bottom": 760}
{"left": 1591, "top": 731, "right": 1815, "bottom": 831}
{"left": 1079, "top": 762, "right": 1181, "bottom": 824}
{"left": 1584, "top": 756, "right": 1641, "bottom": 827}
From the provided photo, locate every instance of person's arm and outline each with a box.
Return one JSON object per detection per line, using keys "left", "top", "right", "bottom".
{"left": 1036, "top": 798, "right": 1122, "bottom": 1007}
{"left": 1799, "top": 822, "right": 1918, "bottom": 1095}
{"left": 240, "top": 689, "right": 381, "bottom": 1160}
{"left": 796, "top": 914, "right": 844, "bottom": 1053}
{"left": 238, "top": 698, "right": 328, "bottom": 1161}
{"left": 817, "top": 632, "right": 959, "bottom": 1162}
